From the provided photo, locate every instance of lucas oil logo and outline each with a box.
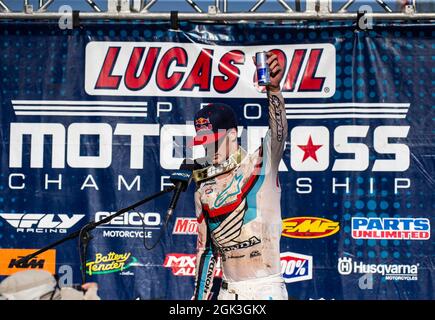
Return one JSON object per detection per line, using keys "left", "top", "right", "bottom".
{"left": 282, "top": 217, "right": 340, "bottom": 239}
{"left": 85, "top": 252, "right": 140, "bottom": 276}
{"left": 85, "top": 42, "right": 335, "bottom": 98}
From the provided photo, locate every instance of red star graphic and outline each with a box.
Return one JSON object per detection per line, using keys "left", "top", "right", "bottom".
{"left": 297, "top": 135, "right": 323, "bottom": 162}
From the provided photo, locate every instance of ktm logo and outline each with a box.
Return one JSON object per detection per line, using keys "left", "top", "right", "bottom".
{"left": 282, "top": 217, "right": 340, "bottom": 239}
{"left": 9, "top": 257, "right": 45, "bottom": 269}
{"left": 0, "top": 249, "right": 56, "bottom": 275}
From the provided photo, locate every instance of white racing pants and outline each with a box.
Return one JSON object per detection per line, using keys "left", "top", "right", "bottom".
{"left": 217, "top": 273, "right": 288, "bottom": 300}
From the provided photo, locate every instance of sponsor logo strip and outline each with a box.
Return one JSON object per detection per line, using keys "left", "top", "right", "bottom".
{"left": 282, "top": 217, "right": 340, "bottom": 239}
{"left": 0, "top": 249, "right": 56, "bottom": 275}
{"left": 351, "top": 217, "right": 430, "bottom": 240}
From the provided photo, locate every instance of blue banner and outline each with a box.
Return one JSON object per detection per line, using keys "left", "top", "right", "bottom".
{"left": 0, "top": 20, "right": 433, "bottom": 300}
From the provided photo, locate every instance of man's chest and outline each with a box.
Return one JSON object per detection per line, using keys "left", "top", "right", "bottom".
{"left": 198, "top": 158, "right": 260, "bottom": 215}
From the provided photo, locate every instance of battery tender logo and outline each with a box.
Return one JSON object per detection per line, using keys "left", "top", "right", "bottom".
{"left": 352, "top": 217, "right": 430, "bottom": 240}
{"left": 282, "top": 217, "right": 340, "bottom": 239}
{"left": 85, "top": 252, "right": 141, "bottom": 276}
{"left": 338, "top": 257, "right": 419, "bottom": 281}
{"left": 280, "top": 252, "right": 313, "bottom": 283}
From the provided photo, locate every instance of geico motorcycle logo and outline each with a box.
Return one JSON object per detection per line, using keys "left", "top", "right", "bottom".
{"left": 0, "top": 249, "right": 56, "bottom": 275}
{"left": 280, "top": 252, "right": 313, "bottom": 283}
{"left": 85, "top": 252, "right": 139, "bottom": 276}
{"left": 282, "top": 217, "right": 339, "bottom": 239}
{"left": 352, "top": 217, "right": 430, "bottom": 240}
{"left": 94, "top": 211, "right": 161, "bottom": 239}
{"left": 0, "top": 213, "right": 85, "bottom": 233}
{"left": 338, "top": 257, "right": 419, "bottom": 281}
{"left": 163, "top": 254, "right": 222, "bottom": 277}
{"left": 85, "top": 42, "right": 335, "bottom": 98}
{"left": 173, "top": 217, "right": 198, "bottom": 235}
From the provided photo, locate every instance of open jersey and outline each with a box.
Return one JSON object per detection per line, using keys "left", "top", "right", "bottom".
{"left": 193, "top": 91, "right": 288, "bottom": 300}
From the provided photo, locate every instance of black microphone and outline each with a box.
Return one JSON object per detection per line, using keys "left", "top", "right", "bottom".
{"left": 164, "top": 160, "right": 196, "bottom": 225}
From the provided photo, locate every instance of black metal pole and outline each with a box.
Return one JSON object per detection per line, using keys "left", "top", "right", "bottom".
{"left": 15, "top": 186, "right": 176, "bottom": 282}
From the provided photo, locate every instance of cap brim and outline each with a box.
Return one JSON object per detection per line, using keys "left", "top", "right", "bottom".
{"left": 188, "top": 131, "right": 227, "bottom": 147}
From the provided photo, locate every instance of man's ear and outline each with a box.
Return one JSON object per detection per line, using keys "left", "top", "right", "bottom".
{"left": 227, "top": 128, "right": 238, "bottom": 142}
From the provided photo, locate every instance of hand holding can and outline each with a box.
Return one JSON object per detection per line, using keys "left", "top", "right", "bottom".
{"left": 255, "top": 51, "right": 271, "bottom": 86}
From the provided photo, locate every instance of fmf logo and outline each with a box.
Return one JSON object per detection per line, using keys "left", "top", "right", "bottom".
{"left": 0, "top": 249, "right": 56, "bottom": 275}
{"left": 352, "top": 217, "right": 430, "bottom": 240}
{"left": 282, "top": 217, "right": 339, "bottom": 239}
{"left": 163, "top": 254, "right": 222, "bottom": 277}
{"left": 85, "top": 42, "right": 335, "bottom": 98}
{"left": 85, "top": 252, "right": 140, "bottom": 276}
{"left": 280, "top": 252, "right": 313, "bottom": 283}
{"left": 173, "top": 218, "right": 198, "bottom": 235}
{"left": 338, "top": 257, "right": 418, "bottom": 281}
{"left": 0, "top": 213, "right": 85, "bottom": 233}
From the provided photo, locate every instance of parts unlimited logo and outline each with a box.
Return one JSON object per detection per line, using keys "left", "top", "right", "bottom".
{"left": 351, "top": 217, "right": 430, "bottom": 240}
{"left": 85, "top": 252, "right": 140, "bottom": 276}
{"left": 282, "top": 217, "right": 340, "bottom": 239}
{"left": 338, "top": 257, "right": 419, "bottom": 281}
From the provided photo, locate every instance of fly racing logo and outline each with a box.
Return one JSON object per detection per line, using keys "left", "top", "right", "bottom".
{"left": 0, "top": 213, "right": 85, "bottom": 233}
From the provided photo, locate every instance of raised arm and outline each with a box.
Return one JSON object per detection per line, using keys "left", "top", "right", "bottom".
{"left": 266, "top": 88, "right": 287, "bottom": 170}
{"left": 254, "top": 52, "right": 288, "bottom": 173}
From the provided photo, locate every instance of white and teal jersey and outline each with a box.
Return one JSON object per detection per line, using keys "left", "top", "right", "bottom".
{"left": 193, "top": 91, "right": 288, "bottom": 300}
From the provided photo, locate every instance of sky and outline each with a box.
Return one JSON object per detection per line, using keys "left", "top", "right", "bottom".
{"left": 2, "top": 0, "right": 426, "bottom": 13}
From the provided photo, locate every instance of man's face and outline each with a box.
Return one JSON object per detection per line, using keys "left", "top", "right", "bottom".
{"left": 203, "top": 129, "right": 237, "bottom": 165}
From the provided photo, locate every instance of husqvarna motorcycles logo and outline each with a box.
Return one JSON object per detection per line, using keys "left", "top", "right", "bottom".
{"left": 338, "top": 257, "right": 419, "bottom": 281}
{"left": 338, "top": 257, "right": 353, "bottom": 275}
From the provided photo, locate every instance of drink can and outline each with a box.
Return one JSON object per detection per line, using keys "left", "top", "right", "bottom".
{"left": 256, "top": 51, "right": 271, "bottom": 86}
